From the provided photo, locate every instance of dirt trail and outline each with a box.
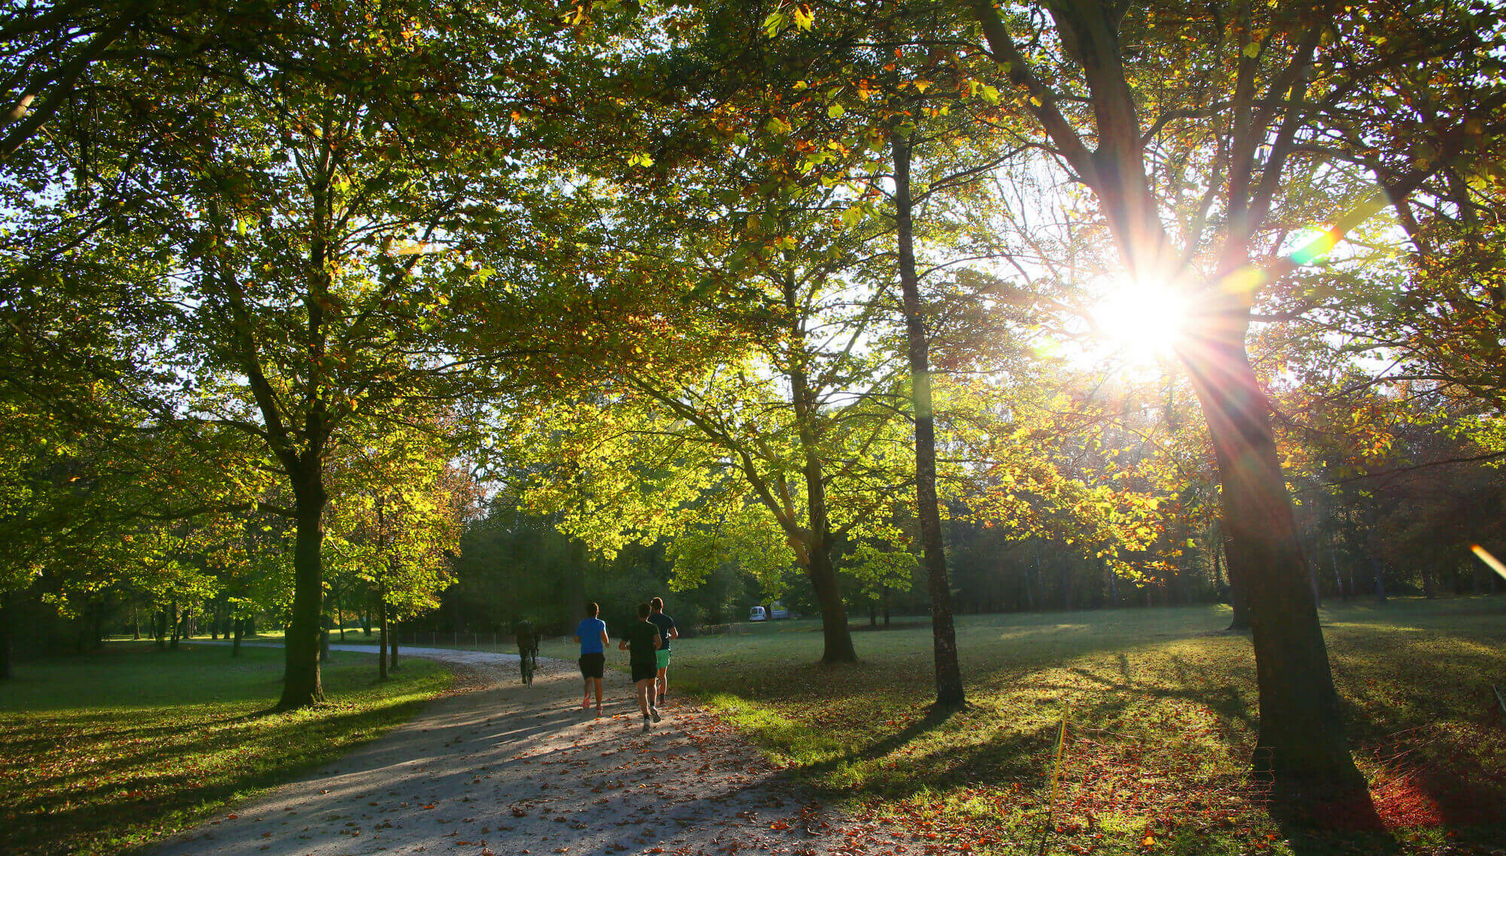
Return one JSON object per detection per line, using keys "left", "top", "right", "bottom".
{"left": 153, "top": 645, "right": 914, "bottom": 856}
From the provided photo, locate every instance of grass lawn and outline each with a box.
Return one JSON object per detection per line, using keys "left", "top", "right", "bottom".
{"left": 662, "top": 596, "right": 1506, "bottom": 855}
{"left": 0, "top": 643, "right": 451, "bottom": 855}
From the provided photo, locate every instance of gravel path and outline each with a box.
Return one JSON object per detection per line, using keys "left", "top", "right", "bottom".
{"left": 152, "top": 644, "right": 914, "bottom": 856}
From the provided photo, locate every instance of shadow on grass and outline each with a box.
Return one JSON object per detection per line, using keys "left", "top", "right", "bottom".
{"left": 0, "top": 694, "right": 436, "bottom": 855}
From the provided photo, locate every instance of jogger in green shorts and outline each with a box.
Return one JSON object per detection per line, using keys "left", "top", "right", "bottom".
{"left": 647, "top": 596, "right": 679, "bottom": 709}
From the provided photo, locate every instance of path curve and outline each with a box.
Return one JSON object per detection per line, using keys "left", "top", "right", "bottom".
{"left": 153, "top": 644, "right": 913, "bottom": 856}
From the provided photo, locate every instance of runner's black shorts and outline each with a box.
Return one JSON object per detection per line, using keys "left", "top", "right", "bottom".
{"left": 579, "top": 652, "right": 605, "bottom": 679}
{"left": 630, "top": 660, "right": 657, "bottom": 683}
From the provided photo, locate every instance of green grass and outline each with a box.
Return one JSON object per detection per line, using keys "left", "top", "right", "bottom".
{"left": 666, "top": 596, "right": 1506, "bottom": 855}
{"left": 0, "top": 643, "right": 451, "bottom": 855}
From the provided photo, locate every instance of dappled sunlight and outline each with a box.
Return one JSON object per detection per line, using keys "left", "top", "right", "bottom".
{"left": 993, "top": 624, "right": 1092, "bottom": 641}
{"left": 671, "top": 600, "right": 1505, "bottom": 852}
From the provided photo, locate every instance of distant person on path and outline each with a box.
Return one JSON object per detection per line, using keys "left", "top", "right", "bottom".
{"left": 573, "top": 603, "right": 609, "bottom": 715}
{"left": 647, "top": 596, "right": 679, "bottom": 708}
{"left": 618, "top": 602, "right": 661, "bottom": 732}
{"left": 514, "top": 619, "right": 540, "bottom": 685}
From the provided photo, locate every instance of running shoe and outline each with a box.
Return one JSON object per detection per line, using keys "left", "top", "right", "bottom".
{"left": 650, "top": 707, "right": 661, "bottom": 723}
{"left": 581, "top": 697, "right": 590, "bottom": 710}
{"left": 642, "top": 717, "right": 651, "bottom": 732}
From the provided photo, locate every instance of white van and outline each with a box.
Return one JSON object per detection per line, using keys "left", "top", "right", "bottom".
{"left": 748, "top": 606, "right": 768, "bottom": 622}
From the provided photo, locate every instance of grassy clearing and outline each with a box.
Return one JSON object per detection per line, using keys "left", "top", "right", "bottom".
{"left": 667, "top": 596, "right": 1506, "bottom": 855}
{"left": 0, "top": 644, "right": 450, "bottom": 855}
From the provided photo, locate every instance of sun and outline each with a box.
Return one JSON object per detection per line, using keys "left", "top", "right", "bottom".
{"left": 1086, "top": 276, "right": 1193, "bottom": 370}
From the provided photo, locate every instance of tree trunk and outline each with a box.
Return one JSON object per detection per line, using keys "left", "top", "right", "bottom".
{"left": 389, "top": 618, "right": 399, "bottom": 670}
{"left": 892, "top": 136, "right": 964, "bottom": 707}
{"left": 1332, "top": 549, "right": 1348, "bottom": 603}
{"left": 1422, "top": 568, "right": 1436, "bottom": 599}
{"left": 807, "top": 536, "right": 856, "bottom": 663}
{"left": 132, "top": 604, "right": 140, "bottom": 641}
{"left": 318, "top": 616, "right": 330, "bottom": 663}
{"left": 1228, "top": 579, "right": 1251, "bottom": 631}
{"left": 1033, "top": 545, "right": 1046, "bottom": 611}
{"left": 169, "top": 597, "right": 180, "bottom": 650}
{"left": 1181, "top": 322, "right": 1365, "bottom": 802}
{"left": 1371, "top": 556, "right": 1387, "bottom": 604}
{"left": 1227, "top": 534, "right": 1251, "bottom": 631}
{"left": 0, "top": 596, "right": 13, "bottom": 680}
{"left": 1307, "top": 549, "right": 1322, "bottom": 612}
{"left": 232, "top": 616, "right": 243, "bottom": 658}
{"left": 378, "top": 592, "right": 389, "bottom": 681}
{"left": 783, "top": 280, "right": 857, "bottom": 665}
{"left": 278, "top": 466, "right": 327, "bottom": 709}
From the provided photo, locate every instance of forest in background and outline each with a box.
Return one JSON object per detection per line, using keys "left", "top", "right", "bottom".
{"left": 3, "top": 0, "right": 1505, "bottom": 812}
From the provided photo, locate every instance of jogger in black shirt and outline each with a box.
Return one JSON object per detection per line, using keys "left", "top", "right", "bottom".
{"left": 618, "top": 602, "right": 662, "bottom": 732}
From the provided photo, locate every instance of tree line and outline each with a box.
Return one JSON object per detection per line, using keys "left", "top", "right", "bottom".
{"left": 2, "top": 1, "right": 1503, "bottom": 816}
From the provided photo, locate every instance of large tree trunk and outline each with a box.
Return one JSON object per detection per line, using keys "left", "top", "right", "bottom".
{"left": 278, "top": 466, "right": 327, "bottom": 709}
{"left": 169, "top": 597, "right": 180, "bottom": 650}
{"left": 893, "top": 136, "right": 964, "bottom": 708}
{"left": 806, "top": 535, "right": 856, "bottom": 663}
{"left": 1181, "top": 325, "right": 1365, "bottom": 803}
{"left": 232, "top": 616, "right": 243, "bottom": 658}
{"left": 389, "top": 615, "right": 399, "bottom": 670}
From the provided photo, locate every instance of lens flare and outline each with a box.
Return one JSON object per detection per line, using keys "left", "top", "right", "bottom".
{"left": 1472, "top": 544, "right": 1506, "bottom": 581}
